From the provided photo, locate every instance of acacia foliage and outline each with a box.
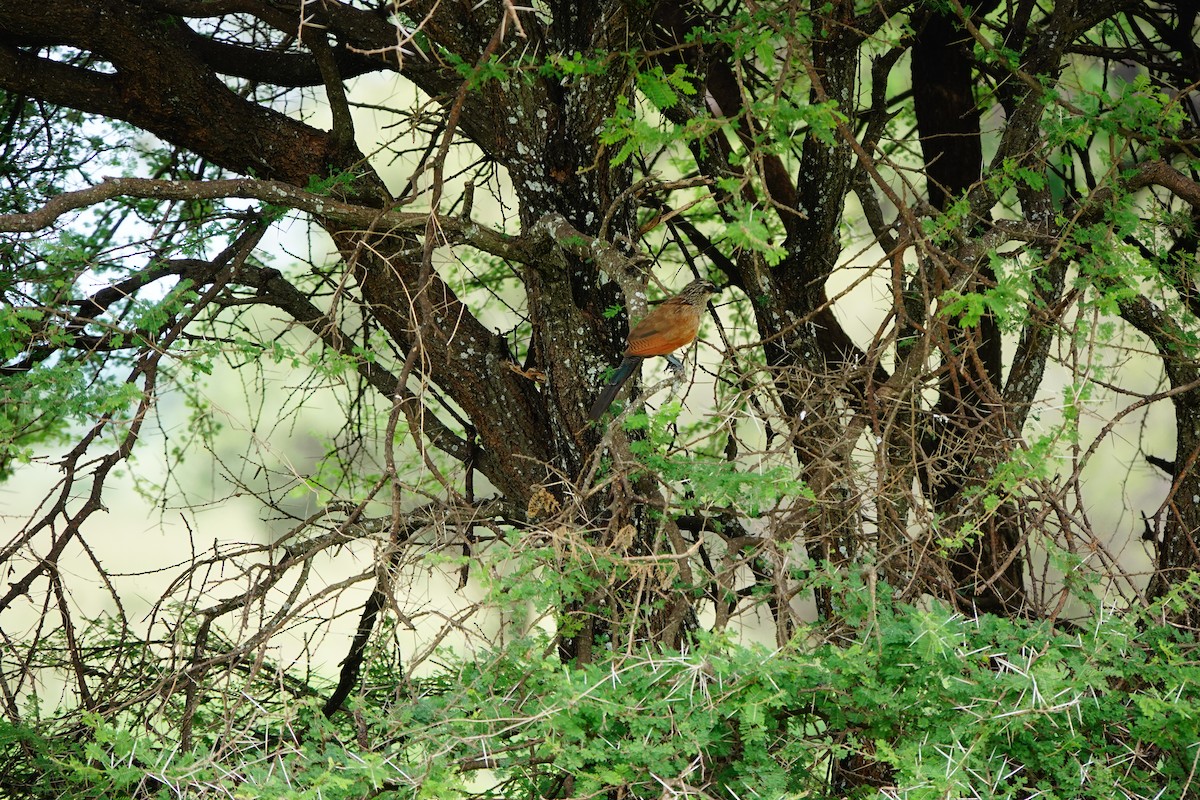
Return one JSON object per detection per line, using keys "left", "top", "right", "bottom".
{"left": 1, "top": 0, "right": 1199, "bottom": 797}
{"left": 5, "top": 582, "right": 1200, "bottom": 799}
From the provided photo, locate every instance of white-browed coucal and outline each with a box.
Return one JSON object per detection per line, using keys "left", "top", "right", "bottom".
{"left": 589, "top": 278, "right": 719, "bottom": 421}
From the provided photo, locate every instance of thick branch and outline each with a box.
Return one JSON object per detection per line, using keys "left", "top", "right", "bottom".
{"left": 0, "top": 1, "right": 364, "bottom": 188}
{"left": 1130, "top": 159, "right": 1200, "bottom": 208}
{"left": 188, "top": 34, "right": 384, "bottom": 87}
{"left": 0, "top": 176, "right": 526, "bottom": 262}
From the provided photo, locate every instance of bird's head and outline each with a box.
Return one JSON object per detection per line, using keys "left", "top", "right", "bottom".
{"left": 680, "top": 278, "right": 720, "bottom": 304}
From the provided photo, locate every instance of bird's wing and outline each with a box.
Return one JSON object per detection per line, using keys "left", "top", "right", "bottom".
{"left": 624, "top": 304, "right": 700, "bottom": 356}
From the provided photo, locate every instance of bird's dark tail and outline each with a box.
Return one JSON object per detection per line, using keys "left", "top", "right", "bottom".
{"left": 588, "top": 357, "right": 641, "bottom": 421}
